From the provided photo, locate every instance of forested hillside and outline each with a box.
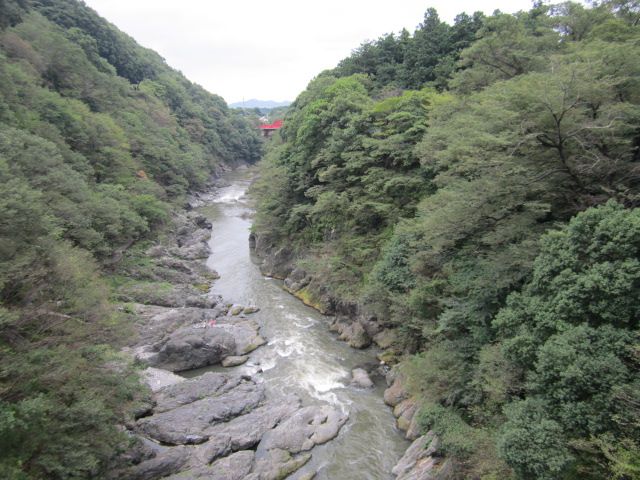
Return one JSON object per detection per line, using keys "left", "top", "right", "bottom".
{"left": 252, "top": 1, "right": 640, "bottom": 479}
{"left": 0, "top": 0, "right": 262, "bottom": 477}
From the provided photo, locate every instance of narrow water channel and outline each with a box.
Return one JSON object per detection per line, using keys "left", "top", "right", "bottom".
{"left": 192, "top": 167, "right": 409, "bottom": 479}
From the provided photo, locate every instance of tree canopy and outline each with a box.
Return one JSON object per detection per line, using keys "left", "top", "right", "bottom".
{"left": 252, "top": 1, "right": 640, "bottom": 478}
{"left": 0, "top": 1, "right": 263, "bottom": 477}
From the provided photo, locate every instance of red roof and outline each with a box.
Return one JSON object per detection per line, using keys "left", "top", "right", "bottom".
{"left": 260, "top": 119, "right": 284, "bottom": 130}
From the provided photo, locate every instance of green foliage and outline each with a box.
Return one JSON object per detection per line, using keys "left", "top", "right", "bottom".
{"left": 495, "top": 201, "right": 640, "bottom": 369}
{"left": 252, "top": 78, "right": 439, "bottom": 299}
{"left": 498, "top": 398, "right": 574, "bottom": 480}
{"left": 253, "top": 3, "right": 640, "bottom": 479}
{"left": 331, "top": 8, "right": 484, "bottom": 92}
{"left": 418, "top": 404, "right": 476, "bottom": 457}
{"left": 495, "top": 201, "right": 640, "bottom": 478}
{"left": 0, "top": 1, "right": 263, "bottom": 476}
{"left": 0, "top": 347, "right": 145, "bottom": 479}
{"left": 417, "top": 402, "right": 514, "bottom": 479}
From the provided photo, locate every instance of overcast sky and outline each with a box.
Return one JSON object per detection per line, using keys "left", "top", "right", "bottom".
{"left": 83, "top": 0, "right": 537, "bottom": 105}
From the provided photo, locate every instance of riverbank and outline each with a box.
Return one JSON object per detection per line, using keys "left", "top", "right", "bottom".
{"left": 106, "top": 167, "right": 447, "bottom": 480}
{"left": 105, "top": 205, "right": 350, "bottom": 479}
{"left": 250, "top": 234, "right": 454, "bottom": 479}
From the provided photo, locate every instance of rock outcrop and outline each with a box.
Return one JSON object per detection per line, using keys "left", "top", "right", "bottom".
{"left": 392, "top": 432, "right": 446, "bottom": 480}
{"left": 107, "top": 208, "right": 350, "bottom": 479}
{"left": 109, "top": 372, "right": 347, "bottom": 480}
{"left": 251, "top": 233, "right": 397, "bottom": 349}
{"left": 383, "top": 369, "right": 451, "bottom": 479}
{"left": 114, "top": 212, "right": 266, "bottom": 372}
{"left": 259, "top": 405, "right": 348, "bottom": 453}
{"left": 351, "top": 368, "right": 375, "bottom": 389}
{"left": 141, "top": 316, "right": 266, "bottom": 372}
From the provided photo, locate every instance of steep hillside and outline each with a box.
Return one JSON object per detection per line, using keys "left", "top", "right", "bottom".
{"left": 252, "top": 2, "right": 640, "bottom": 479}
{"left": 0, "top": 0, "right": 262, "bottom": 477}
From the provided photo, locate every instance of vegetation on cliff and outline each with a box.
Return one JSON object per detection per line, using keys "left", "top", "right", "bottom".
{"left": 0, "top": 0, "right": 262, "bottom": 477}
{"left": 252, "top": 2, "right": 640, "bottom": 478}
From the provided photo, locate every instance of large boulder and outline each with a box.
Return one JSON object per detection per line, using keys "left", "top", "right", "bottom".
{"left": 119, "top": 284, "right": 215, "bottom": 308}
{"left": 192, "top": 396, "right": 302, "bottom": 465}
{"left": 260, "top": 405, "right": 348, "bottom": 453}
{"left": 145, "top": 318, "right": 266, "bottom": 372}
{"left": 136, "top": 379, "right": 266, "bottom": 445}
{"left": 384, "top": 374, "right": 410, "bottom": 407}
{"left": 245, "top": 449, "right": 312, "bottom": 480}
{"left": 166, "top": 451, "right": 255, "bottom": 480}
{"left": 395, "top": 398, "right": 418, "bottom": 432}
{"left": 221, "top": 318, "right": 267, "bottom": 355}
{"left": 131, "top": 306, "right": 226, "bottom": 348}
{"left": 392, "top": 432, "right": 444, "bottom": 480}
{"left": 351, "top": 368, "right": 375, "bottom": 389}
{"left": 222, "top": 355, "right": 249, "bottom": 367}
{"left": 259, "top": 245, "right": 296, "bottom": 279}
{"left": 147, "top": 326, "right": 236, "bottom": 372}
{"left": 151, "top": 372, "right": 239, "bottom": 413}
{"left": 113, "top": 445, "right": 191, "bottom": 480}
{"left": 337, "top": 320, "right": 372, "bottom": 348}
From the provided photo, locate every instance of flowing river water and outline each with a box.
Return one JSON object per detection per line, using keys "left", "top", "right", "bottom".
{"left": 190, "top": 167, "right": 410, "bottom": 479}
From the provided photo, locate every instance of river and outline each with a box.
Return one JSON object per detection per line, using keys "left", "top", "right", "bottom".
{"left": 189, "top": 167, "right": 410, "bottom": 479}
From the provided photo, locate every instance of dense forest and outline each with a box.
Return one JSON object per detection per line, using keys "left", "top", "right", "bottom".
{"left": 251, "top": 1, "right": 640, "bottom": 479}
{"left": 0, "top": 0, "right": 262, "bottom": 477}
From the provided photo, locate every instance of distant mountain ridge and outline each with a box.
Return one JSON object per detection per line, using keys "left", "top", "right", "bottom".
{"left": 228, "top": 99, "right": 291, "bottom": 108}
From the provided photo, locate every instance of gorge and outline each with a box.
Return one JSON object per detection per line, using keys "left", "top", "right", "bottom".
{"left": 1, "top": 1, "right": 639, "bottom": 479}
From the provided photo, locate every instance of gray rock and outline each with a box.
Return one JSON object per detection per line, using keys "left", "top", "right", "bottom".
{"left": 260, "top": 405, "right": 348, "bottom": 453}
{"left": 147, "top": 326, "right": 237, "bottom": 372}
{"left": 188, "top": 212, "right": 212, "bottom": 229}
{"left": 351, "top": 368, "right": 375, "bottom": 389}
{"left": 251, "top": 235, "right": 275, "bottom": 257}
{"left": 386, "top": 365, "right": 400, "bottom": 387}
{"left": 145, "top": 245, "right": 169, "bottom": 258}
{"left": 392, "top": 432, "right": 441, "bottom": 480}
{"left": 131, "top": 306, "right": 215, "bottom": 349}
{"left": 222, "top": 318, "right": 267, "bottom": 355}
{"left": 283, "top": 267, "right": 310, "bottom": 293}
{"left": 259, "top": 246, "right": 296, "bottom": 279}
{"left": 153, "top": 257, "right": 193, "bottom": 274}
{"left": 173, "top": 243, "right": 211, "bottom": 260}
{"left": 119, "top": 284, "right": 210, "bottom": 308}
{"left": 136, "top": 380, "right": 265, "bottom": 445}
{"left": 141, "top": 367, "right": 184, "bottom": 393}
{"left": 384, "top": 375, "right": 410, "bottom": 407}
{"left": 293, "top": 473, "right": 317, "bottom": 480}
{"left": 222, "top": 355, "right": 249, "bottom": 367}
{"left": 228, "top": 304, "right": 244, "bottom": 315}
{"left": 246, "top": 449, "right": 311, "bottom": 480}
{"left": 337, "top": 321, "right": 372, "bottom": 349}
{"left": 152, "top": 372, "right": 239, "bottom": 413}
{"left": 406, "top": 412, "right": 422, "bottom": 441}
{"left": 194, "top": 396, "right": 302, "bottom": 465}
{"left": 395, "top": 398, "right": 418, "bottom": 432}
{"left": 119, "top": 445, "right": 191, "bottom": 480}
{"left": 142, "top": 317, "right": 265, "bottom": 372}
{"left": 166, "top": 451, "right": 255, "bottom": 480}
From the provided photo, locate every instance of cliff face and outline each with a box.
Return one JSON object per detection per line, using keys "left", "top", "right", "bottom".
{"left": 250, "top": 233, "right": 400, "bottom": 353}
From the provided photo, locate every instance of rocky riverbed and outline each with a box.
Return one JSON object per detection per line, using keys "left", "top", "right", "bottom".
{"left": 107, "top": 182, "right": 446, "bottom": 479}
{"left": 106, "top": 210, "right": 349, "bottom": 479}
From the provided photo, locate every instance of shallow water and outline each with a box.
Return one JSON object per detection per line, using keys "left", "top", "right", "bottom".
{"left": 192, "top": 168, "right": 409, "bottom": 479}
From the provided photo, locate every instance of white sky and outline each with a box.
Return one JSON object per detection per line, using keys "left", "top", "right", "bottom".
{"left": 83, "top": 0, "right": 537, "bottom": 105}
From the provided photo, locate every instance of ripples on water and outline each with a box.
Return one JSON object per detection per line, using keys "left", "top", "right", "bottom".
{"left": 195, "top": 168, "right": 409, "bottom": 479}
